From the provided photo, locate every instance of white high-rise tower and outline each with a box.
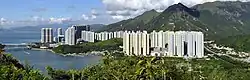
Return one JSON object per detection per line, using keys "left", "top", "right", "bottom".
{"left": 41, "top": 28, "right": 53, "bottom": 43}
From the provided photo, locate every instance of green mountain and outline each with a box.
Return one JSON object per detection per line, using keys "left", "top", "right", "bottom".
{"left": 99, "top": 1, "right": 250, "bottom": 40}
{"left": 215, "top": 35, "right": 250, "bottom": 52}
{"left": 100, "top": 9, "right": 160, "bottom": 31}
{"left": 194, "top": 1, "right": 250, "bottom": 39}
{"left": 145, "top": 3, "right": 214, "bottom": 39}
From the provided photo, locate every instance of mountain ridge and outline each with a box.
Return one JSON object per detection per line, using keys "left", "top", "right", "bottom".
{"left": 99, "top": 1, "right": 250, "bottom": 40}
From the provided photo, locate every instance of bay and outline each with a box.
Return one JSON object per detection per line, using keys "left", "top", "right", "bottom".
{"left": 0, "top": 28, "right": 102, "bottom": 72}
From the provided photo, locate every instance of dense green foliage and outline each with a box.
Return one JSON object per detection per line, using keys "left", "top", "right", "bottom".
{"left": 99, "top": 1, "right": 250, "bottom": 40}
{"left": 52, "top": 38, "right": 123, "bottom": 54}
{"left": 2, "top": 43, "right": 250, "bottom": 80}
{"left": 46, "top": 52, "right": 250, "bottom": 80}
{"left": 216, "top": 35, "right": 250, "bottom": 52}
{"left": 0, "top": 64, "right": 48, "bottom": 80}
{"left": 0, "top": 44, "right": 48, "bottom": 80}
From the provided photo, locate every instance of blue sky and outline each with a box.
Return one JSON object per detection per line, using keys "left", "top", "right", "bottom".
{"left": 0, "top": 0, "right": 103, "bottom": 20}
{"left": 0, "top": 0, "right": 114, "bottom": 28}
{"left": 0, "top": 0, "right": 247, "bottom": 28}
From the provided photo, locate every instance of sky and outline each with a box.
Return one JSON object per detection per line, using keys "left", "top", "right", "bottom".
{"left": 0, "top": 0, "right": 249, "bottom": 28}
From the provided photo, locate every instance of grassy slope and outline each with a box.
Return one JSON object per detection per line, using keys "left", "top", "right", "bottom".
{"left": 52, "top": 38, "right": 123, "bottom": 54}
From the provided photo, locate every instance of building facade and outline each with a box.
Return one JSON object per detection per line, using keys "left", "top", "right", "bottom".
{"left": 64, "top": 25, "right": 90, "bottom": 45}
{"left": 57, "top": 28, "right": 64, "bottom": 43}
{"left": 123, "top": 31, "right": 150, "bottom": 56}
{"left": 95, "top": 31, "right": 124, "bottom": 41}
{"left": 81, "top": 31, "right": 95, "bottom": 42}
{"left": 123, "top": 31, "right": 204, "bottom": 58}
{"left": 41, "top": 28, "right": 53, "bottom": 43}
{"left": 65, "top": 27, "right": 76, "bottom": 45}
{"left": 73, "top": 25, "right": 90, "bottom": 43}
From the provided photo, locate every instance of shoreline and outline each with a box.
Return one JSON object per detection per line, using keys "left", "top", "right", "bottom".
{"left": 30, "top": 47, "right": 104, "bottom": 57}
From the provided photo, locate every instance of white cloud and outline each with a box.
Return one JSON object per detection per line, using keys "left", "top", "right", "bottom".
{"left": 0, "top": 16, "right": 74, "bottom": 28}
{"left": 0, "top": 18, "right": 14, "bottom": 25}
{"left": 101, "top": 0, "right": 250, "bottom": 20}
{"left": 91, "top": 9, "right": 99, "bottom": 16}
{"left": 82, "top": 11, "right": 98, "bottom": 21}
{"left": 111, "top": 15, "right": 131, "bottom": 20}
{"left": 49, "top": 17, "right": 71, "bottom": 24}
{"left": 82, "top": 14, "right": 90, "bottom": 20}
{"left": 91, "top": 15, "right": 97, "bottom": 19}
{"left": 0, "top": 18, "right": 7, "bottom": 25}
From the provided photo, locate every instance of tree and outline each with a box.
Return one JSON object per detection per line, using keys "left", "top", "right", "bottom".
{"left": 135, "top": 57, "right": 161, "bottom": 79}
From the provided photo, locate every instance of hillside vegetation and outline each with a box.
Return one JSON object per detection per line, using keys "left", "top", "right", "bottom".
{"left": 47, "top": 52, "right": 250, "bottom": 80}
{"left": 2, "top": 43, "right": 250, "bottom": 79}
{"left": 99, "top": 1, "right": 250, "bottom": 40}
{"left": 52, "top": 38, "right": 123, "bottom": 54}
{"left": 0, "top": 44, "right": 48, "bottom": 80}
{"left": 100, "top": 10, "right": 160, "bottom": 32}
{"left": 216, "top": 35, "right": 250, "bottom": 52}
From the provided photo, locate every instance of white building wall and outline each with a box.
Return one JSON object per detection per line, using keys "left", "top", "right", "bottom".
{"left": 129, "top": 31, "right": 134, "bottom": 55}
{"left": 187, "top": 32, "right": 194, "bottom": 57}
{"left": 133, "top": 32, "right": 139, "bottom": 56}
{"left": 69, "top": 27, "right": 75, "bottom": 45}
{"left": 146, "top": 33, "right": 150, "bottom": 56}
{"left": 122, "top": 30, "right": 204, "bottom": 58}
{"left": 158, "top": 31, "right": 164, "bottom": 48}
{"left": 196, "top": 32, "right": 204, "bottom": 58}
{"left": 49, "top": 28, "right": 53, "bottom": 43}
{"left": 65, "top": 29, "right": 69, "bottom": 44}
{"left": 123, "top": 31, "right": 127, "bottom": 53}
{"left": 154, "top": 31, "right": 158, "bottom": 48}
{"left": 81, "top": 31, "right": 86, "bottom": 42}
{"left": 41, "top": 28, "right": 53, "bottom": 43}
{"left": 125, "top": 31, "right": 130, "bottom": 55}
{"left": 142, "top": 31, "right": 147, "bottom": 56}
{"left": 192, "top": 32, "right": 197, "bottom": 57}
{"left": 138, "top": 31, "right": 142, "bottom": 56}
{"left": 168, "top": 32, "right": 175, "bottom": 57}
{"left": 176, "top": 32, "right": 182, "bottom": 57}
{"left": 89, "top": 31, "right": 95, "bottom": 42}
{"left": 104, "top": 32, "right": 108, "bottom": 40}
{"left": 108, "top": 32, "right": 113, "bottom": 39}
{"left": 41, "top": 28, "right": 45, "bottom": 43}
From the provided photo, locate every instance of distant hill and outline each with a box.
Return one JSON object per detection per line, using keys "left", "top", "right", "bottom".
{"left": 194, "top": 1, "right": 250, "bottom": 39}
{"left": 7, "top": 23, "right": 105, "bottom": 32}
{"left": 89, "top": 24, "right": 105, "bottom": 31}
{"left": 99, "top": 1, "right": 250, "bottom": 40}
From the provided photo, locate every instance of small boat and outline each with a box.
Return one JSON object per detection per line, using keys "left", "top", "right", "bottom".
{"left": 24, "top": 51, "right": 30, "bottom": 54}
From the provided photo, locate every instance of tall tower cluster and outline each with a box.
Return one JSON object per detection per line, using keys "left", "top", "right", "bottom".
{"left": 82, "top": 31, "right": 95, "bottom": 42}
{"left": 57, "top": 28, "right": 64, "bottom": 43}
{"left": 64, "top": 25, "right": 90, "bottom": 45}
{"left": 94, "top": 31, "right": 124, "bottom": 41}
{"left": 123, "top": 31, "right": 150, "bottom": 56}
{"left": 65, "top": 27, "right": 76, "bottom": 45}
{"left": 123, "top": 30, "right": 204, "bottom": 58}
{"left": 41, "top": 28, "right": 53, "bottom": 43}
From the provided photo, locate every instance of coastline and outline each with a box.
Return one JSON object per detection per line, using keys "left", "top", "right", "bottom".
{"left": 30, "top": 47, "right": 104, "bottom": 57}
